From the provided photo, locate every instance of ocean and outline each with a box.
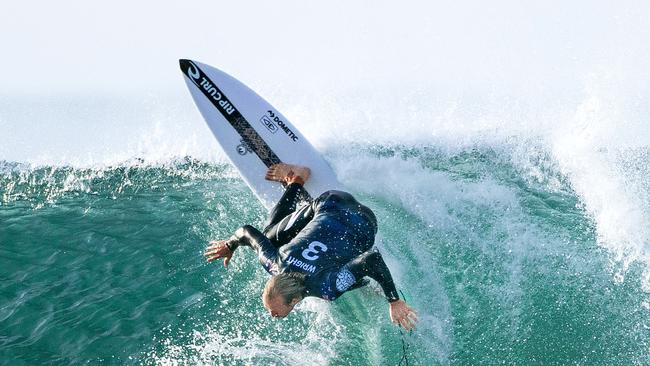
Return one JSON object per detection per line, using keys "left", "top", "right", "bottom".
{"left": 1, "top": 79, "right": 649, "bottom": 365}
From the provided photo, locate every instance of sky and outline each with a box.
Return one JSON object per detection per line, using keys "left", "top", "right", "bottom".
{"left": 1, "top": 0, "right": 649, "bottom": 166}
{"left": 2, "top": 0, "right": 648, "bottom": 96}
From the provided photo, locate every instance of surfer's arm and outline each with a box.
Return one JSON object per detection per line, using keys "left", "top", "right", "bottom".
{"left": 344, "top": 251, "right": 400, "bottom": 302}
{"left": 343, "top": 251, "right": 418, "bottom": 330}
{"left": 228, "top": 225, "right": 280, "bottom": 274}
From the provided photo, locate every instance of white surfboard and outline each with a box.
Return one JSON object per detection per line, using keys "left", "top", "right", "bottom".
{"left": 179, "top": 59, "right": 342, "bottom": 210}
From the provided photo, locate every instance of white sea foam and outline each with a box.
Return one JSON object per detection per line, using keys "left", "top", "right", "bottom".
{"left": 146, "top": 297, "right": 344, "bottom": 366}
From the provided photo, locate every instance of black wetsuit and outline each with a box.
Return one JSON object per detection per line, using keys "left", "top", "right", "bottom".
{"left": 227, "top": 183, "right": 400, "bottom": 302}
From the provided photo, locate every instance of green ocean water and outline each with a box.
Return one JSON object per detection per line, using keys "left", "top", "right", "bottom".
{"left": 1, "top": 146, "right": 649, "bottom": 365}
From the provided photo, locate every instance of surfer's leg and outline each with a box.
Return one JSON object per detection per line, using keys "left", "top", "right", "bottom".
{"left": 265, "top": 183, "right": 310, "bottom": 229}
{"left": 262, "top": 164, "right": 314, "bottom": 247}
{"left": 264, "top": 163, "right": 312, "bottom": 227}
{"left": 262, "top": 183, "right": 316, "bottom": 248}
{"left": 263, "top": 203, "right": 314, "bottom": 248}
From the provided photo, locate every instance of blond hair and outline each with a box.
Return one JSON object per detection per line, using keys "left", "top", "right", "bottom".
{"left": 264, "top": 273, "right": 307, "bottom": 304}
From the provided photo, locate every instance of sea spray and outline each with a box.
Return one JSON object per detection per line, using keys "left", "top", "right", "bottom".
{"left": 2, "top": 145, "right": 648, "bottom": 364}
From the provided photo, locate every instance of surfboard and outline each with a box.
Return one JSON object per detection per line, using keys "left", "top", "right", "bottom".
{"left": 179, "top": 59, "right": 342, "bottom": 210}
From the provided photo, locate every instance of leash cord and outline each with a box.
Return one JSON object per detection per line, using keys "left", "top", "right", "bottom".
{"left": 396, "top": 290, "right": 411, "bottom": 366}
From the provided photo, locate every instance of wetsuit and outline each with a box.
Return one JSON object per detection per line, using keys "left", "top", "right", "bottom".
{"left": 227, "top": 183, "right": 400, "bottom": 302}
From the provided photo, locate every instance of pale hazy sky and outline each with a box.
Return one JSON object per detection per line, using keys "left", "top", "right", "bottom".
{"left": 2, "top": 0, "right": 648, "bottom": 95}
{"left": 1, "top": 0, "right": 649, "bottom": 166}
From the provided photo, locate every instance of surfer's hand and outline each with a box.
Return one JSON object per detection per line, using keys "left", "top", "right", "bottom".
{"left": 204, "top": 240, "right": 234, "bottom": 267}
{"left": 389, "top": 300, "right": 418, "bottom": 331}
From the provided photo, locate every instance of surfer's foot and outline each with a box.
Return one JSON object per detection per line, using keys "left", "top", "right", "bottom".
{"left": 265, "top": 163, "right": 311, "bottom": 185}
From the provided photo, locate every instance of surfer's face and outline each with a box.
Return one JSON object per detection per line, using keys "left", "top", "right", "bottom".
{"left": 263, "top": 293, "right": 298, "bottom": 318}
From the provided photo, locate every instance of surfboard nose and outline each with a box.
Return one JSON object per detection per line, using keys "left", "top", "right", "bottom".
{"left": 179, "top": 59, "right": 192, "bottom": 71}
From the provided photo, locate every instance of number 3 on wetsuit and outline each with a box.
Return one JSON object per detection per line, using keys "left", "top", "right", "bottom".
{"left": 302, "top": 241, "right": 328, "bottom": 261}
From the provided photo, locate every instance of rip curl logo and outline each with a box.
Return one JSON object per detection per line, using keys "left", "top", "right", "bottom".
{"left": 179, "top": 59, "right": 284, "bottom": 169}
{"left": 236, "top": 139, "right": 252, "bottom": 156}
{"left": 187, "top": 62, "right": 200, "bottom": 80}
{"left": 336, "top": 269, "right": 355, "bottom": 292}
{"left": 184, "top": 61, "right": 236, "bottom": 116}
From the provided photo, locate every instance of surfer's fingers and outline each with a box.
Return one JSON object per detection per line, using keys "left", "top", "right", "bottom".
{"left": 205, "top": 255, "right": 219, "bottom": 262}
{"left": 406, "top": 314, "right": 418, "bottom": 327}
{"left": 394, "top": 312, "right": 406, "bottom": 325}
{"left": 205, "top": 252, "right": 225, "bottom": 262}
{"left": 408, "top": 311, "right": 418, "bottom": 322}
{"left": 401, "top": 317, "right": 416, "bottom": 331}
{"left": 207, "top": 251, "right": 224, "bottom": 258}
{"left": 406, "top": 307, "right": 418, "bottom": 318}
{"left": 399, "top": 308, "right": 417, "bottom": 327}
{"left": 265, "top": 166, "right": 277, "bottom": 175}
{"left": 203, "top": 250, "right": 222, "bottom": 258}
{"left": 204, "top": 244, "right": 229, "bottom": 255}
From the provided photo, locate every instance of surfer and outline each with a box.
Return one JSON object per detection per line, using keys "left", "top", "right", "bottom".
{"left": 204, "top": 163, "right": 418, "bottom": 331}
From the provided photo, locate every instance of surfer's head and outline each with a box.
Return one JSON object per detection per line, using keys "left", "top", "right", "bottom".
{"left": 262, "top": 272, "right": 306, "bottom": 318}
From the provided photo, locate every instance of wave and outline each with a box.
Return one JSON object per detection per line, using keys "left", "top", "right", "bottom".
{"left": 2, "top": 142, "right": 649, "bottom": 364}
{"left": 2, "top": 74, "right": 650, "bottom": 363}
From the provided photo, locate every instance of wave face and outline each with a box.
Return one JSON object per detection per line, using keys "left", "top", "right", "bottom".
{"left": 1, "top": 131, "right": 649, "bottom": 365}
